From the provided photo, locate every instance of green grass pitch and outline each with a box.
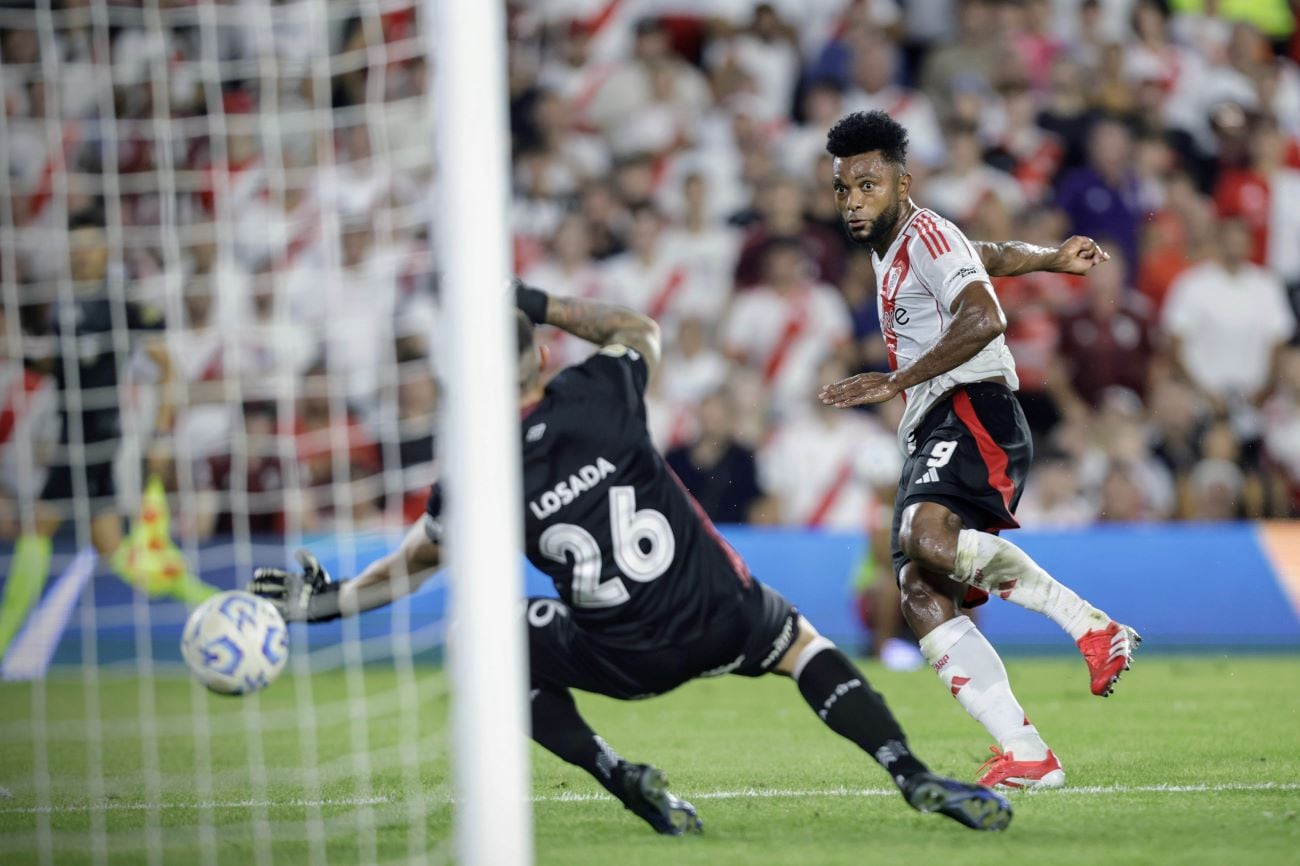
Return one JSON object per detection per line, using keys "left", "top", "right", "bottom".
{"left": 1, "top": 655, "right": 1297, "bottom": 865}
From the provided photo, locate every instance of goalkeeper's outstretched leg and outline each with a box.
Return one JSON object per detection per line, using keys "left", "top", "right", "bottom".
{"left": 530, "top": 682, "right": 701, "bottom": 836}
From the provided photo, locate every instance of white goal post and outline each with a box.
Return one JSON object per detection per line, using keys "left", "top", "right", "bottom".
{"left": 427, "top": 1, "right": 534, "bottom": 865}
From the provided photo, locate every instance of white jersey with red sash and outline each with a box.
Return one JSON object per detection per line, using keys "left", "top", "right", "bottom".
{"left": 758, "top": 411, "right": 900, "bottom": 530}
{"left": 872, "top": 208, "right": 1018, "bottom": 456}
{"left": 722, "top": 282, "right": 851, "bottom": 414}
{"left": 602, "top": 249, "right": 696, "bottom": 337}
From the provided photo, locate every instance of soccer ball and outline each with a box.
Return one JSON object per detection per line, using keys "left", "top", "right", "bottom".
{"left": 181, "top": 590, "right": 289, "bottom": 695}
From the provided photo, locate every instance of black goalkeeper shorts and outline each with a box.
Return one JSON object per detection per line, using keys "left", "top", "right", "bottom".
{"left": 40, "top": 458, "right": 118, "bottom": 517}
{"left": 526, "top": 580, "right": 799, "bottom": 700}
{"left": 890, "top": 382, "right": 1032, "bottom": 606}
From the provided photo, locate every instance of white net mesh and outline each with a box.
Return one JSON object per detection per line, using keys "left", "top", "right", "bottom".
{"left": 0, "top": 2, "right": 453, "bottom": 863}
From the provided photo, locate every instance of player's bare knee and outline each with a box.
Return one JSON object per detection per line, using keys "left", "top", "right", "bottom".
{"left": 898, "top": 503, "right": 959, "bottom": 572}
{"left": 899, "top": 568, "right": 950, "bottom": 633}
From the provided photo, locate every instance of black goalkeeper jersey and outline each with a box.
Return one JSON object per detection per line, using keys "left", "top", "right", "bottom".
{"left": 425, "top": 346, "right": 752, "bottom": 650}
{"left": 35, "top": 292, "right": 164, "bottom": 444}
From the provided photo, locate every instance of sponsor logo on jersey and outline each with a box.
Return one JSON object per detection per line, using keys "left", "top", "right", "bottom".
{"left": 956, "top": 266, "right": 979, "bottom": 281}
{"left": 883, "top": 307, "right": 910, "bottom": 329}
{"left": 528, "top": 456, "right": 618, "bottom": 520}
{"left": 525, "top": 422, "right": 547, "bottom": 443}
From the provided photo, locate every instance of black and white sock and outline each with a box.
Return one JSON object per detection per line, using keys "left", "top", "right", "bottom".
{"left": 530, "top": 684, "right": 627, "bottom": 799}
{"left": 793, "top": 637, "right": 929, "bottom": 787}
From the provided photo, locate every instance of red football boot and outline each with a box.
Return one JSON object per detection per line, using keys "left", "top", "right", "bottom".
{"left": 976, "top": 745, "right": 1066, "bottom": 790}
{"left": 1077, "top": 621, "right": 1142, "bottom": 697}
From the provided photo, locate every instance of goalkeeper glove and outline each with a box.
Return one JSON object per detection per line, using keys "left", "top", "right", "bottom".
{"left": 249, "top": 549, "right": 342, "bottom": 623}
{"left": 514, "top": 276, "right": 549, "bottom": 325}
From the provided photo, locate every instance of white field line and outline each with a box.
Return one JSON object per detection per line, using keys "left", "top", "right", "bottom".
{"left": 2, "top": 781, "right": 1297, "bottom": 815}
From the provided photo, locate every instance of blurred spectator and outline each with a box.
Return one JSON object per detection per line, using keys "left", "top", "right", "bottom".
{"left": 1056, "top": 246, "right": 1155, "bottom": 409}
{"left": 652, "top": 317, "right": 731, "bottom": 451}
{"left": 1055, "top": 117, "right": 1149, "bottom": 278}
{"left": 665, "top": 389, "right": 764, "bottom": 525}
{"left": 197, "top": 402, "right": 287, "bottom": 538}
{"left": 994, "top": 207, "right": 1082, "bottom": 438}
{"left": 293, "top": 361, "right": 382, "bottom": 530}
{"left": 985, "top": 79, "right": 1065, "bottom": 203}
{"left": 1078, "top": 388, "right": 1176, "bottom": 519}
{"left": 758, "top": 357, "right": 900, "bottom": 529}
{"left": 1007, "top": 0, "right": 1063, "bottom": 95}
{"left": 602, "top": 205, "right": 700, "bottom": 341}
{"left": 733, "top": 175, "right": 846, "bottom": 288}
{"left": 1016, "top": 451, "right": 1095, "bottom": 527}
{"left": 1188, "top": 459, "right": 1246, "bottom": 521}
{"left": 917, "top": 0, "right": 1002, "bottom": 123}
{"left": 926, "top": 123, "right": 1024, "bottom": 230}
{"left": 706, "top": 4, "right": 802, "bottom": 122}
{"left": 1148, "top": 378, "right": 1211, "bottom": 482}
{"left": 838, "top": 248, "right": 890, "bottom": 374}
{"left": 587, "top": 17, "right": 711, "bottom": 157}
{"left": 844, "top": 31, "right": 946, "bottom": 168}
{"left": 661, "top": 173, "right": 739, "bottom": 327}
{"left": 523, "top": 214, "right": 610, "bottom": 368}
{"left": 1161, "top": 216, "right": 1296, "bottom": 413}
{"left": 1262, "top": 347, "right": 1300, "bottom": 515}
{"left": 781, "top": 80, "right": 847, "bottom": 181}
{"left": 1137, "top": 169, "right": 1215, "bottom": 313}
{"left": 1213, "top": 116, "right": 1300, "bottom": 286}
{"left": 659, "top": 318, "right": 730, "bottom": 409}
{"left": 1036, "top": 57, "right": 1100, "bottom": 175}
{"left": 722, "top": 238, "right": 852, "bottom": 415}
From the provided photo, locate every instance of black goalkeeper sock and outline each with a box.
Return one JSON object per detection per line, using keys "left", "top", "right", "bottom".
{"left": 530, "top": 685, "right": 627, "bottom": 799}
{"left": 796, "top": 646, "right": 929, "bottom": 787}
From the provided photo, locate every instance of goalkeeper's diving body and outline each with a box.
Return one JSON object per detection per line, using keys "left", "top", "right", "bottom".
{"left": 252, "top": 283, "right": 1014, "bottom": 835}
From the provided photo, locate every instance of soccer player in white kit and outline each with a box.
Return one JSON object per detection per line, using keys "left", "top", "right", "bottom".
{"left": 818, "top": 110, "right": 1141, "bottom": 789}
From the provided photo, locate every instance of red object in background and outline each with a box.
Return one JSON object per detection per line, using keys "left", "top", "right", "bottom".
{"left": 205, "top": 452, "right": 286, "bottom": 535}
{"left": 1214, "top": 167, "right": 1270, "bottom": 265}
{"left": 1137, "top": 209, "right": 1194, "bottom": 314}
{"left": 993, "top": 272, "right": 1082, "bottom": 391}
{"left": 657, "top": 14, "right": 706, "bottom": 66}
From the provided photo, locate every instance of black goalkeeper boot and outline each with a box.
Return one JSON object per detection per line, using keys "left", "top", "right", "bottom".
{"left": 615, "top": 763, "right": 703, "bottom": 836}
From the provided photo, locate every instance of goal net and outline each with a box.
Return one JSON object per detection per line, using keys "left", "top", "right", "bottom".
{"left": 0, "top": 1, "right": 528, "bottom": 863}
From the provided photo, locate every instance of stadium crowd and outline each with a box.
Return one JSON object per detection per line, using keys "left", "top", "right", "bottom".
{"left": 2, "top": 0, "right": 1300, "bottom": 562}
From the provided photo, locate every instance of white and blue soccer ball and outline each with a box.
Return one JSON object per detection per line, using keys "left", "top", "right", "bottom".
{"left": 181, "top": 590, "right": 289, "bottom": 695}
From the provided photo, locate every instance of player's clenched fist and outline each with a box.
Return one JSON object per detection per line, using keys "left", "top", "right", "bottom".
{"left": 1050, "top": 236, "right": 1110, "bottom": 275}
{"left": 249, "top": 549, "right": 342, "bottom": 623}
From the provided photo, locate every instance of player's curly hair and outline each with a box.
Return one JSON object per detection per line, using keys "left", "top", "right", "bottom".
{"left": 825, "top": 110, "right": 909, "bottom": 165}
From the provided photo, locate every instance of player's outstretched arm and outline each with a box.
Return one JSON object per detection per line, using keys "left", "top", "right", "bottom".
{"left": 820, "top": 282, "right": 1005, "bottom": 408}
{"left": 249, "top": 522, "right": 441, "bottom": 622}
{"left": 972, "top": 236, "right": 1110, "bottom": 277}
{"left": 515, "top": 278, "right": 662, "bottom": 377}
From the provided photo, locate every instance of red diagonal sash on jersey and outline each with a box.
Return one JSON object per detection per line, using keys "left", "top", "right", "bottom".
{"left": 806, "top": 456, "right": 854, "bottom": 527}
{"left": 647, "top": 266, "right": 687, "bottom": 320}
{"left": 0, "top": 368, "right": 45, "bottom": 444}
{"left": 880, "top": 244, "right": 911, "bottom": 371}
{"left": 762, "top": 291, "right": 810, "bottom": 384}
{"left": 26, "top": 121, "right": 81, "bottom": 225}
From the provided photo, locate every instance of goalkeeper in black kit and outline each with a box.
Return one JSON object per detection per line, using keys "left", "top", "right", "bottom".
{"left": 250, "top": 281, "right": 1012, "bottom": 835}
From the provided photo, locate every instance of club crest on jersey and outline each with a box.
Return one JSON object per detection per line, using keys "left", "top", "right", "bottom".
{"left": 529, "top": 457, "right": 617, "bottom": 520}
{"left": 884, "top": 262, "right": 905, "bottom": 296}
